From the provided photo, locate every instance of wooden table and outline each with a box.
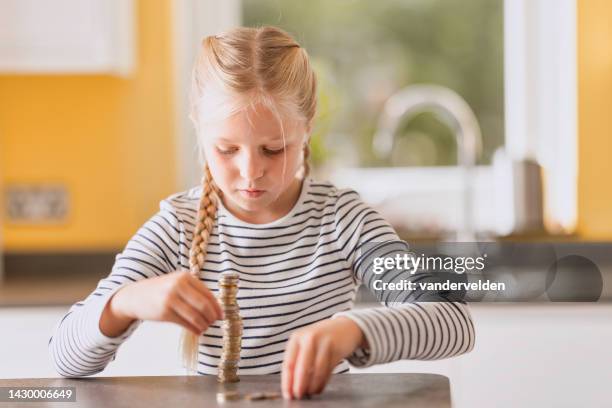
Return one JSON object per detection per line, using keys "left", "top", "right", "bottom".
{"left": 0, "top": 374, "right": 450, "bottom": 407}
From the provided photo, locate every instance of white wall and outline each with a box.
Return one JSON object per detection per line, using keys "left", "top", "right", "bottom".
{"left": 0, "top": 307, "right": 186, "bottom": 379}
{"left": 353, "top": 303, "right": 612, "bottom": 408}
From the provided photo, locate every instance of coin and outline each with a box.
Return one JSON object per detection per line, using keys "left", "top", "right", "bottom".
{"left": 245, "top": 391, "right": 281, "bottom": 401}
{"left": 263, "top": 392, "right": 281, "bottom": 400}
{"left": 245, "top": 392, "right": 265, "bottom": 401}
{"left": 217, "top": 272, "right": 242, "bottom": 383}
{"left": 216, "top": 390, "right": 241, "bottom": 403}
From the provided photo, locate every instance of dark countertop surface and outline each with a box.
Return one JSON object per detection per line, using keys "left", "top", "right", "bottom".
{"left": 1, "top": 240, "right": 610, "bottom": 306}
{"left": 0, "top": 374, "right": 450, "bottom": 408}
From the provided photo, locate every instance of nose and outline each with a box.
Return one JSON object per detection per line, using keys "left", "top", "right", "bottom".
{"left": 238, "top": 149, "right": 264, "bottom": 182}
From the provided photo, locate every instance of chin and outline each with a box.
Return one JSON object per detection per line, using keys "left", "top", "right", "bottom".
{"left": 233, "top": 195, "right": 271, "bottom": 212}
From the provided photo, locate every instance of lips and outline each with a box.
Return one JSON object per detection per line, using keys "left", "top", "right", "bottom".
{"left": 240, "top": 188, "right": 265, "bottom": 198}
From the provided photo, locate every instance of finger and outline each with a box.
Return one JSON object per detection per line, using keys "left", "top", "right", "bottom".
{"left": 282, "top": 337, "right": 300, "bottom": 400}
{"left": 309, "top": 340, "right": 331, "bottom": 395}
{"left": 167, "top": 307, "right": 202, "bottom": 336}
{"left": 186, "top": 275, "right": 223, "bottom": 320}
{"left": 178, "top": 281, "right": 217, "bottom": 325}
{"left": 315, "top": 359, "right": 337, "bottom": 395}
{"left": 293, "top": 337, "right": 316, "bottom": 399}
{"left": 171, "top": 294, "right": 208, "bottom": 333}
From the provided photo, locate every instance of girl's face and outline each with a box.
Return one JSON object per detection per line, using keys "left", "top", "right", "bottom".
{"left": 200, "top": 103, "right": 307, "bottom": 223}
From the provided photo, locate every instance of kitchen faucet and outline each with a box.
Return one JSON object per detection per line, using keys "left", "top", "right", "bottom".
{"left": 372, "top": 84, "right": 483, "bottom": 241}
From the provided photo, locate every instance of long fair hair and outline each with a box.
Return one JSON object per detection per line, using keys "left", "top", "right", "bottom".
{"left": 180, "top": 26, "right": 318, "bottom": 373}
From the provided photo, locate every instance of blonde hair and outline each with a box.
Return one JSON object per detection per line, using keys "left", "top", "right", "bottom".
{"left": 180, "top": 26, "right": 318, "bottom": 373}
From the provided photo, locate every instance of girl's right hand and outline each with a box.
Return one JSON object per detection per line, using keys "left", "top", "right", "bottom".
{"left": 109, "top": 270, "right": 223, "bottom": 335}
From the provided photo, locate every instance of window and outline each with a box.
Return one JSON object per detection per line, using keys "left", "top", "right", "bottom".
{"left": 174, "top": 0, "right": 576, "bottom": 235}
{"left": 242, "top": 0, "right": 504, "bottom": 168}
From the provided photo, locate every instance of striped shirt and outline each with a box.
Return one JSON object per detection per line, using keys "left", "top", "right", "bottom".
{"left": 48, "top": 178, "right": 476, "bottom": 377}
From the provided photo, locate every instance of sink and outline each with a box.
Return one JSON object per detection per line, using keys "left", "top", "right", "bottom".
{"left": 329, "top": 165, "right": 498, "bottom": 237}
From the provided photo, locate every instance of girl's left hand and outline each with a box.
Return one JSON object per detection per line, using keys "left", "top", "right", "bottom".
{"left": 281, "top": 316, "right": 366, "bottom": 399}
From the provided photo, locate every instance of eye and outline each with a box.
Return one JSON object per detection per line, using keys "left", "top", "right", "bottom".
{"left": 263, "top": 147, "right": 285, "bottom": 155}
{"left": 216, "top": 146, "right": 237, "bottom": 155}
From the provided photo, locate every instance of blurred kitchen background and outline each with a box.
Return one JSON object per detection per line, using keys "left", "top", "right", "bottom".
{"left": 0, "top": 0, "right": 611, "bottom": 406}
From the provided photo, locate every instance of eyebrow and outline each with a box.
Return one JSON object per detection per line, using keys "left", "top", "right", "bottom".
{"left": 217, "top": 136, "right": 286, "bottom": 143}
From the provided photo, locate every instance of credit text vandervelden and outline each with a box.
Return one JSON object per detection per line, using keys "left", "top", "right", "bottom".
{"left": 371, "top": 253, "right": 506, "bottom": 292}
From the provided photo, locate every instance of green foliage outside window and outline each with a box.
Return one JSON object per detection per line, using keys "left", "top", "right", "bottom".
{"left": 242, "top": 0, "right": 504, "bottom": 168}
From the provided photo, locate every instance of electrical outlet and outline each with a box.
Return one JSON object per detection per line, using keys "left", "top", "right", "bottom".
{"left": 4, "top": 184, "right": 69, "bottom": 224}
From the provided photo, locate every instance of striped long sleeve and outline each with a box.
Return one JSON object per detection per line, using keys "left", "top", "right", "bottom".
{"left": 48, "top": 202, "right": 184, "bottom": 377}
{"left": 332, "top": 192, "right": 476, "bottom": 368}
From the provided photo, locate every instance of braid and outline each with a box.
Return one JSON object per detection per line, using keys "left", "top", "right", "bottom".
{"left": 303, "top": 143, "right": 311, "bottom": 179}
{"left": 189, "top": 165, "right": 220, "bottom": 273}
{"left": 180, "top": 164, "right": 221, "bottom": 373}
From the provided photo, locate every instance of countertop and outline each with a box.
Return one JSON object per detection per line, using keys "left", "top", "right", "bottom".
{"left": 0, "top": 374, "right": 451, "bottom": 408}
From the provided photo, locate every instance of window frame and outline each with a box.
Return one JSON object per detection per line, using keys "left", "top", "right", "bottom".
{"left": 504, "top": 0, "right": 577, "bottom": 232}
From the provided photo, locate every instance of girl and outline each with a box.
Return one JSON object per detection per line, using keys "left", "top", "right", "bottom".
{"left": 48, "top": 26, "right": 475, "bottom": 400}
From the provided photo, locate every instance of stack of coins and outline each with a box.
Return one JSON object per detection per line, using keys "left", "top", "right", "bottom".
{"left": 217, "top": 272, "right": 242, "bottom": 383}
